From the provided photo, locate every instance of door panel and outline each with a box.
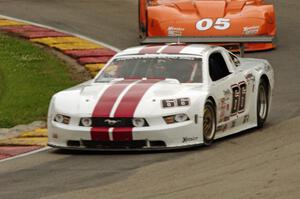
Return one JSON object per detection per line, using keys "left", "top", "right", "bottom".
{"left": 208, "top": 51, "right": 251, "bottom": 132}
{"left": 214, "top": 73, "right": 252, "bottom": 131}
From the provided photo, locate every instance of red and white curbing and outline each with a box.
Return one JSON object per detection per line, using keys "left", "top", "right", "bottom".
{"left": 0, "top": 14, "right": 120, "bottom": 76}
{"left": 0, "top": 14, "right": 120, "bottom": 161}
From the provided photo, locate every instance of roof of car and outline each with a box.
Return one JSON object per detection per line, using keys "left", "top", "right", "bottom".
{"left": 117, "top": 44, "right": 214, "bottom": 57}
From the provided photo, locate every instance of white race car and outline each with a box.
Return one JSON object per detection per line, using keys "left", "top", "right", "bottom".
{"left": 48, "top": 44, "right": 274, "bottom": 150}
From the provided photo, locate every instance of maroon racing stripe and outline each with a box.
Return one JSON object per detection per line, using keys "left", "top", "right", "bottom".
{"left": 139, "top": 45, "right": 163, "bottom": 54}
{"left": 114, "top": 79, "right": 161, "bottom": 117}
{"left": 112, "top": 128, "right": 133, "bottom": 142}
{"left": 160, "top": 44, "right": 187, "bottom": 54}
{"left": 112, "top": 79, "right": 162, "bottom": 141}
{"left": 92, "top": 79, "right": 137, "bottom": 118}
{"left": 91, "top": 127, "right": 110, "bottom": 141}
{"left": 91, "top": 79, "right": 137, "bottom": 141}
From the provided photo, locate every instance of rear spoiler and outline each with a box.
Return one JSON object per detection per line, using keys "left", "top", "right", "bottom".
{"left": 141, "top": 36, "right": 275, "bottom": 57}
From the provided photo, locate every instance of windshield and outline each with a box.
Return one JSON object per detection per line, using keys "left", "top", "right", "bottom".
{"left": 96, "top": 56, "right": 203, "bottom": 83}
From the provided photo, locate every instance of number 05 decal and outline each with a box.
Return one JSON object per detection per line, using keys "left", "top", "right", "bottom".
{"left": 196, "top": 18, "right": 231, "bottom": 31}
{"left": 231, "top": 82, "right": 247, "bottom": 116}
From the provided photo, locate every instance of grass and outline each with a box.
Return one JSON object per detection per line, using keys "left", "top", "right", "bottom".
{"left": 0, "top": 33, "right": 80, "bottom": 128}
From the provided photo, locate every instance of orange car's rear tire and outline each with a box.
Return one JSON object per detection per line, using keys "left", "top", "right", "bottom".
{"left": 139, "top": 23, "right": 147, "bottom": 40}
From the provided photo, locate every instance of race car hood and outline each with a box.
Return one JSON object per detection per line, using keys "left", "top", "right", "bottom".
{"left": 52, "top": 79, "right": 207, "bottom": 118}
{"left": 155, "top": 0, "right": 262, "bottom": 13}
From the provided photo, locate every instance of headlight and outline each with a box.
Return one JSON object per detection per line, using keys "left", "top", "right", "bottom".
{"left": 54, "top": 114, "right": 70, "bottom": 124}
{"left": 132, "top": 118, "right": 146, "bottom": 127}
{"left": 80, "top": 118, "right": 92, "bottom": 127}
{"left": 174, "top": 114, "right": 189, "bottom": 123}
{"left": 163, "top": 114, "right": 189, "bottom": 124}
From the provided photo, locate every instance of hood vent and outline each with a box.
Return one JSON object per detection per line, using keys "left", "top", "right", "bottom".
{"left": 173, "top": 0, "right": 246, "bottom": 16}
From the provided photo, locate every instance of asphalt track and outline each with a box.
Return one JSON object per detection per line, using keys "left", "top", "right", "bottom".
{"left": 0, "top": 0, "right": 299, "bottom": 199}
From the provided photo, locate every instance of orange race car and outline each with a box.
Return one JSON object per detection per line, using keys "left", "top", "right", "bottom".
{"left": 139, "top": 0, "right": 276, "bottom": 53}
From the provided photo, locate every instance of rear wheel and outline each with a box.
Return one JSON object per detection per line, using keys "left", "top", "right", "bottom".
{"left": 139, "top": 23, "right": 147, "bottom": 40}
{"left": 203, "top": 100, "right": 216, "bottom": 146}
{"left": 138, "top": 0, "right": 147, "bottom": 41}
{"left": 257, "top": 80, "right": 269, "bottom": 128}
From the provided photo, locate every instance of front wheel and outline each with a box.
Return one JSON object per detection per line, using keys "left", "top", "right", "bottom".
{"left": 203, "top": 100, "right": 216, "bottom": 146}
{"left": 257, "top": 80, "right": 269, "bottom": 128}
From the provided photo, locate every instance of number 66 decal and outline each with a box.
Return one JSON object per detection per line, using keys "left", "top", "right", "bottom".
{"left": 196, "top": 18, "right": 231, "bottom": 31}
{"left": 231, "top": 82, "right": 247, "bottom": 116}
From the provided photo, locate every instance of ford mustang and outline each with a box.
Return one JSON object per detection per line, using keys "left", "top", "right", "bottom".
{"left": 48, "top": 44, "right": 274, "bottom": 150}
{"left": 139, "top": 0, "right": 276, "bottom": 52}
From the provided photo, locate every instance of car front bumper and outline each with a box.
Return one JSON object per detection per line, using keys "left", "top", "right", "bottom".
{"left": 48, "top": 119, "right": 203, "bottom": 151}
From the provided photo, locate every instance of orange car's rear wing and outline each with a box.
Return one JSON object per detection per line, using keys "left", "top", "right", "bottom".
{"left": 141, "top": 36, "right": 275, "bottom": 57}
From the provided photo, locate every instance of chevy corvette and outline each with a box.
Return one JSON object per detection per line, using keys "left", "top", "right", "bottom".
{"left": 139, "top": 0, "right": 276, "bottom": 52}
{"left": 48, "top": 44, "right": 274, "bottom": 150}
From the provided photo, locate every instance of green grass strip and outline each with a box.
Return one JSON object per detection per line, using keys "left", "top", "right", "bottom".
{"left": 0, "top": 33, "right": 79, "bottom": 128}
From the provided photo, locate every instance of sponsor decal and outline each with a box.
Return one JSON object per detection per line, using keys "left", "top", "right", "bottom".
{"left": 245, "top": 73, "right": 255, "bottom": 83}
{"left": 196, "top": 18, "right": 230, "bottom": 31}
{"left": 243, "top": 26, "right": 259, "bottom": 35}
{"left": 216, "top": 124, "right": 228, "bottom": 132}
{"left": 219, "top": 98, "right": 226, "bottom": 123}
{"left": 182, "top": 136, "right": 198, "bottom": 143}
{"left": 231, "top": 121, "right": 236, "bottom": 128}
{"left": 264, "top": 63, "right": 271, "bottom": 72}
{"left": 224, "top": 116, "right": 230, "bottom": 122}
{"left": 216, "top": 125, "right": 223, "bottom": 132}
{"left": 255, "top": 66, "right": 261, "bottom": 72}
{"left": 223, "top": 88, "right": 231, "bottom": 96}
{"left": 162, "top": 98, "right": 190, "bottom": 108}
{"left": 222, "top": 124, "right": 228, "bottom": 132}
{"left": 243, "top": 115, "right": 250, "bottom": 124}
{"left": 245, "top": 73, "right": 256, "bottom": 92}
{"left": 168, "top": 26, "right": 184, "bottom": 37}
{"left": 219, "top": 89, "right": 231, "bottom": 123}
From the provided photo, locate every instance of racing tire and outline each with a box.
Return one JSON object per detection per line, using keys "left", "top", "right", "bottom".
{"left": 139, "top": 24, "right": 147, "bottom": 40}
{"left": 203, "top": 100, "right": 216, "bottom": 146}
{"left": 257, "top": 80, "right": 269, "bottom": 128}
